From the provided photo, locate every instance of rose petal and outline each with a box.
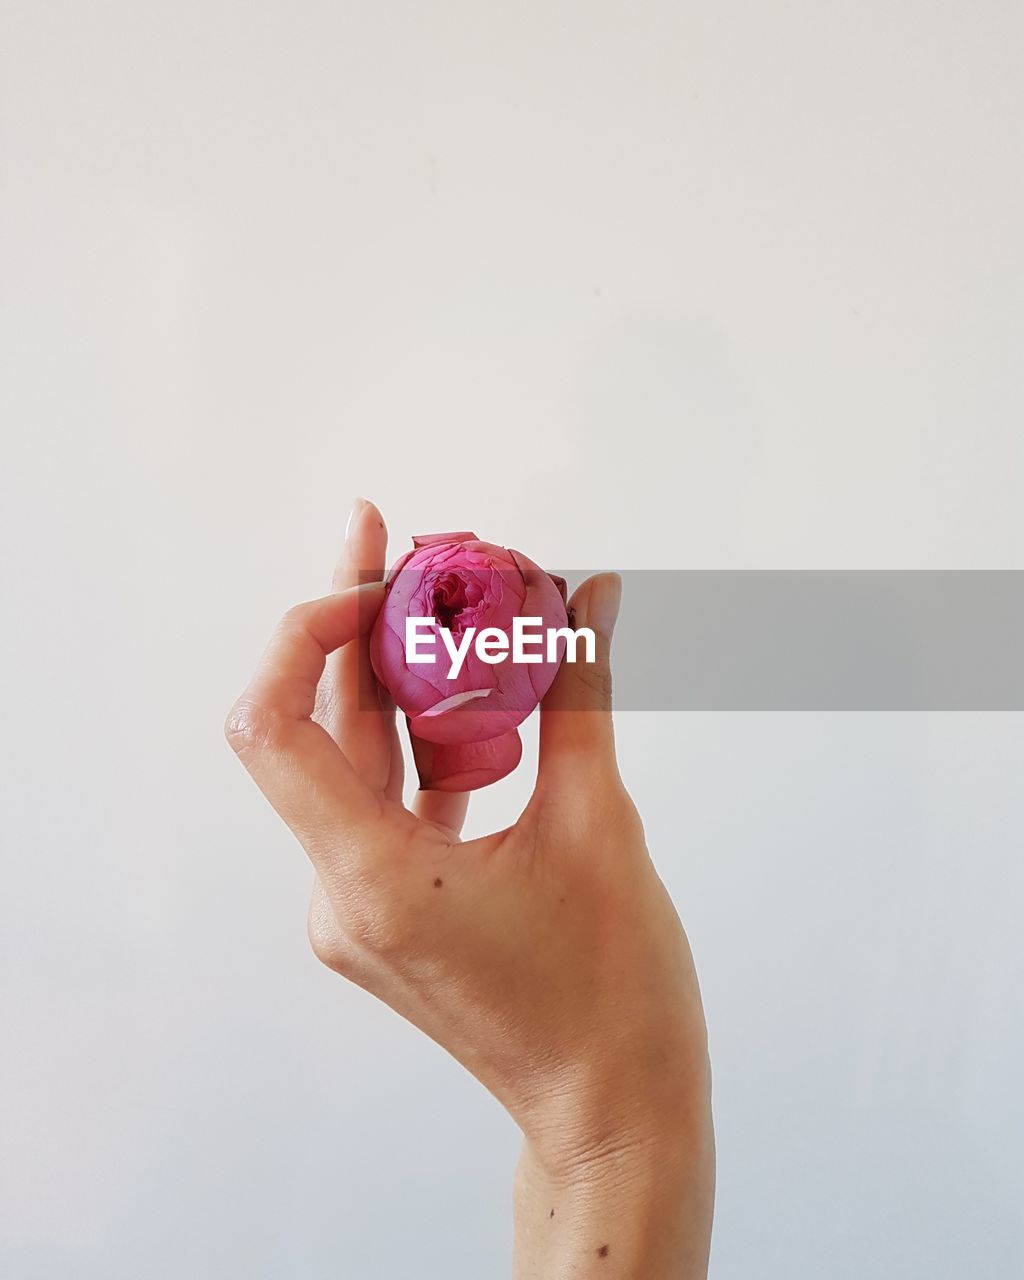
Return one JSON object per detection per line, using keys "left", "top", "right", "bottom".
{"left": 412, "top": 729, "right": 523, "bottom": 792}
{"left": 412, "top": 531, "right": 477, "bottom": 548}
{"left": 417, "top": 687, "right": 493, "bottom": 718}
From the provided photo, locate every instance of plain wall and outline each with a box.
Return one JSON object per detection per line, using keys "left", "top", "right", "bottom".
{"left": 1, "top": 3, "right": 1021, "bottom": 1276}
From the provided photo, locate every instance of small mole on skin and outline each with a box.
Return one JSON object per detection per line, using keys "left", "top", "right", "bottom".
{"left": 433, "top": 877, "right": 443, "bottom": 888}
{"left": 558, "top": 897, "right": 566, "bottom": 905}
{"left": 549, "top": 1209, "right": 555, "bottom": 1219}
{"left": 597, "top": 1244, "right": 610, "bottom": 1258}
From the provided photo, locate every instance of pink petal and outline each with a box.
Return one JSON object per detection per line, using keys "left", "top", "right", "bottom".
{"left": 412, "top": 531, "right": 477, "bottom": 548}
{"left": 412, "top": 730, "right": 523, "bottom": 792}
{"left": 410, "top": 699, "right": 520, "bottom": 745}
{"left": 417, "top": 688, "right": 493, "bottom": 718}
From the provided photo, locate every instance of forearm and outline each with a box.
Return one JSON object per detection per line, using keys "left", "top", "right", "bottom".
{"left": 512, "top": 1072, "right": 715, "bottom": 1279}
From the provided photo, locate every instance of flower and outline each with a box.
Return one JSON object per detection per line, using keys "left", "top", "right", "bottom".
{"left": 370, "top": 532, "right": 568, "bottom": 791}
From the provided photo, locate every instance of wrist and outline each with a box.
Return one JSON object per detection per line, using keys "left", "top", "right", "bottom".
{"left": 515, "top": 1016, "right": 712, "bottom": 1179}
{"left": 514, "top": 1093, "right": 714, "bottom": 1279}
{"left": 512, "top": 1042, "right": 714, "bottom": 1278}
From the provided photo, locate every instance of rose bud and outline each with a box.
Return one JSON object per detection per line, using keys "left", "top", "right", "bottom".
{"left": 369, "top": 532, "right": 568, "bottom": 791}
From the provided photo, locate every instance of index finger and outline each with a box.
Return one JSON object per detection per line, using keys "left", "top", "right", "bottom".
{"left": 226, "top": 581, "right": 385, "bottom": 847}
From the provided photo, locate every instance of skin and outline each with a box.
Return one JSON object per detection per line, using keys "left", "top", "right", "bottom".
{"left": 226, "top": 500, "right": 715, "bottom": 1277}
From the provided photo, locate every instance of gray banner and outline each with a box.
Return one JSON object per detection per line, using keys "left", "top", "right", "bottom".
{"left": 573, "top": 570, "right": 1024, "bottom": 710}
{"left": 361, "top": 570, "right": 1024, "bottom": 711}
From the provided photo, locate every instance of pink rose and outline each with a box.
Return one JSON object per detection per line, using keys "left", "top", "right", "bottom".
{"left": 369, "top": 532, "right": 568, "bottom": 792}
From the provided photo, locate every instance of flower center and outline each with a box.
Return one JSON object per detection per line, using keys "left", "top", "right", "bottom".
{"left": 431, "top": 572, "right": 471, "bottom": 631}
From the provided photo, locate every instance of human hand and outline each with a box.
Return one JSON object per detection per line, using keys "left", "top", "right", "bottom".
{"left": 226, "top": 500, "right": 714, "bottom": 1278}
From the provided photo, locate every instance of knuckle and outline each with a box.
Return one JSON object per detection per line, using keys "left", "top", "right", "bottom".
{"left": 307, "top": 913, "right": 338, "bottom": 965}
{"left": 224, "top": 699, "right": 260, "bottom": 755}
{"left": 223, "top": 699, "right": 285, "bottom": 757}
{"left": 307, "top": 910, "right": 356, "bottom": 976}
{"left": 349, "top": 903, "right": 409, "bottom": 958}
{"left": 340, "top": 881, "right": 418, "bottom": 960}
{"left": 280, "top": 603, "right": 311, "bottom": 633}
{"left": 575, "top": 662, "right": 613, "bottom": 704}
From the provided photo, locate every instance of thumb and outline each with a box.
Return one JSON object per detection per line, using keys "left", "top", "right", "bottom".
{"left": 537, "top": 572, "right": 622, "bottom": 787}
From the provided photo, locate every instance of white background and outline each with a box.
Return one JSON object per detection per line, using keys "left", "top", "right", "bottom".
{"left": 2, "top": 2, "right": 1022, "bottom": 1276}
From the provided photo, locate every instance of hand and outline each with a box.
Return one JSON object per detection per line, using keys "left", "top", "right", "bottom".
{"left": 226, "top": 500, "right": 714, "bottom": 1278}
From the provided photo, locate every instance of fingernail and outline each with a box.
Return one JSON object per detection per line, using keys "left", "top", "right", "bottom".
{"left": 586, "top": 573, "right": 622, "bottom": 637}
{"left": 345, "top": 497, "right": 367, "bottom": 541}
